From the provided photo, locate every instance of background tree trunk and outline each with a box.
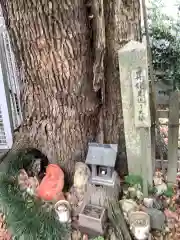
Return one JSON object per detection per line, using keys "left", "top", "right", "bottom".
{"left": 103, "top": 0, "right": 141, "bottom": 174}
{"left": 1, "top": 0, "right": 141, "bottom": 176}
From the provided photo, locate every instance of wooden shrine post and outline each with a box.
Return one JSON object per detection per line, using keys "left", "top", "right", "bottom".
{"left": 118, "top": 41, "right": 152, "bottom": 195}
{"left": 167, "top": 91, "right": 180, "bottom": 183}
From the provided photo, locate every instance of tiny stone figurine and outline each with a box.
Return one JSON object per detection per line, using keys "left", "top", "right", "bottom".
{"left": 18, "top": 169, "right": 39, "bottom": 196}
{"left": 66, "top": 162, "right": 91, "bottom": 216}
{"left": 153, "top": 170, "right": 163, "bottom": 186}
{"left": 18, "top": 169, "right": 30, "bottom": 191}
{"left": 31, "top": 158, "right": 41, "bottom": 176}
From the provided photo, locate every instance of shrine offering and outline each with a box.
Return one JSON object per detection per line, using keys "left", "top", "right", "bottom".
{"left": 54, "top": 200, "right": 71, "bottom": 223}
{"left": 128, "top": 211, "right": 150, "bottom": 240}
{"left": 37, "top": 164, "right": 65, "bottom": 201}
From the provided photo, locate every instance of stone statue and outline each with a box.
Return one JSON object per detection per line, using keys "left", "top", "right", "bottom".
{"left": 66, "top": 162, "right": 91, "bottom": 217}
{"left": 73, "top": 162, "right": 91, "bottom": 193}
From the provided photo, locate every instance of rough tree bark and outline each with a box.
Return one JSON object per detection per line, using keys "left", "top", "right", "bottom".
{"left": 1, "top": 0, "right": 141, "bottom": 175}
{"left": 103, "top": 0, "right": 141, "bottom": 174}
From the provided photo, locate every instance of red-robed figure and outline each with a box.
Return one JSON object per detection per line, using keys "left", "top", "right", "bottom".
{"left": 37, "top": 164, "right": 65, "bottom": 201}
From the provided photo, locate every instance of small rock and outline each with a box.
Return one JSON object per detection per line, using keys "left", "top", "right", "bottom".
{"left": 155, "top": 183, "right": 167, "bottom": 196}
{"left": 165, "top": 226, "right": 170, "bottom": 233}
{"left": 120, "top": 199, "right": 138, "bottom": 222}
{"left": 144, "top": 198, "right": 153, "bottom": 208}
{"left": 120, "top": 199, "right": 138, "bottom": 214}
{"left": 144, "top": 208, "right": 165, "bottom": 230}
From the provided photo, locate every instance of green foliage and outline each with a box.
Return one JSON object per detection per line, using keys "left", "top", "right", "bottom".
{"left": 148, "top": 185, "right": 157, "bottom": 195}
{"left": 148, "top": 0, "right": 180, "bottom": 90}
{"left": 6, "top": 150, "right": 34, "bottom": 176}
{"left": 164, "top": 185, "right": 174, "bottom": 197}
{"left": 91, "top": 237, "right": 104, "bottom": 240}
{"left": 124, "top": 175, "right": 143, "bottom": 188}
{"left": 0, "top": 149, "right": 70, "bottom": 240}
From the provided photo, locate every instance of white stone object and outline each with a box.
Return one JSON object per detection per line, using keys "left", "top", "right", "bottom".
{"left": 143, "top": 198, "right": 153, "bottom": 208}
{"left": 120, "top": 199, "right": 138, "bottom": 218}
{"left": 55, "top": 200, "right": 71, "bottom": 223}
{"left": 128, "top": 211, "right": 150, "bottom": 240}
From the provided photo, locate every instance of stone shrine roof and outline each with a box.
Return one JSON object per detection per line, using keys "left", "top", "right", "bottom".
{"left": 85, "top": 143, "right": 118, "bottom": 167}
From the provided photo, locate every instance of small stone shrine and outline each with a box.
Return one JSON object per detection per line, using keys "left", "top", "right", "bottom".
{"left": 86, "top": 143, "right": 119, "bottom": 188}
{"left": 85, "top": 143, "right": 120, "bottom": 206}
{"left": 79, "top": 143, "right": 120, "bottom": 235}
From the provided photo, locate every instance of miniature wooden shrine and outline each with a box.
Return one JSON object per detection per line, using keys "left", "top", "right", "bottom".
{"left": 86, "top": 143, "right": 119, "bottom": 187}
{"left": 79, "top": 204, "right": 107, "bottom": 235}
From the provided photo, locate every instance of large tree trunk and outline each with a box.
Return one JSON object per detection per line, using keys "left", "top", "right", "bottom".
{"left": 103, "top": 0, "right": 141, "bottom": 174}
{"left": 1, "top": 0, "right": 141, "bottom": 175}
